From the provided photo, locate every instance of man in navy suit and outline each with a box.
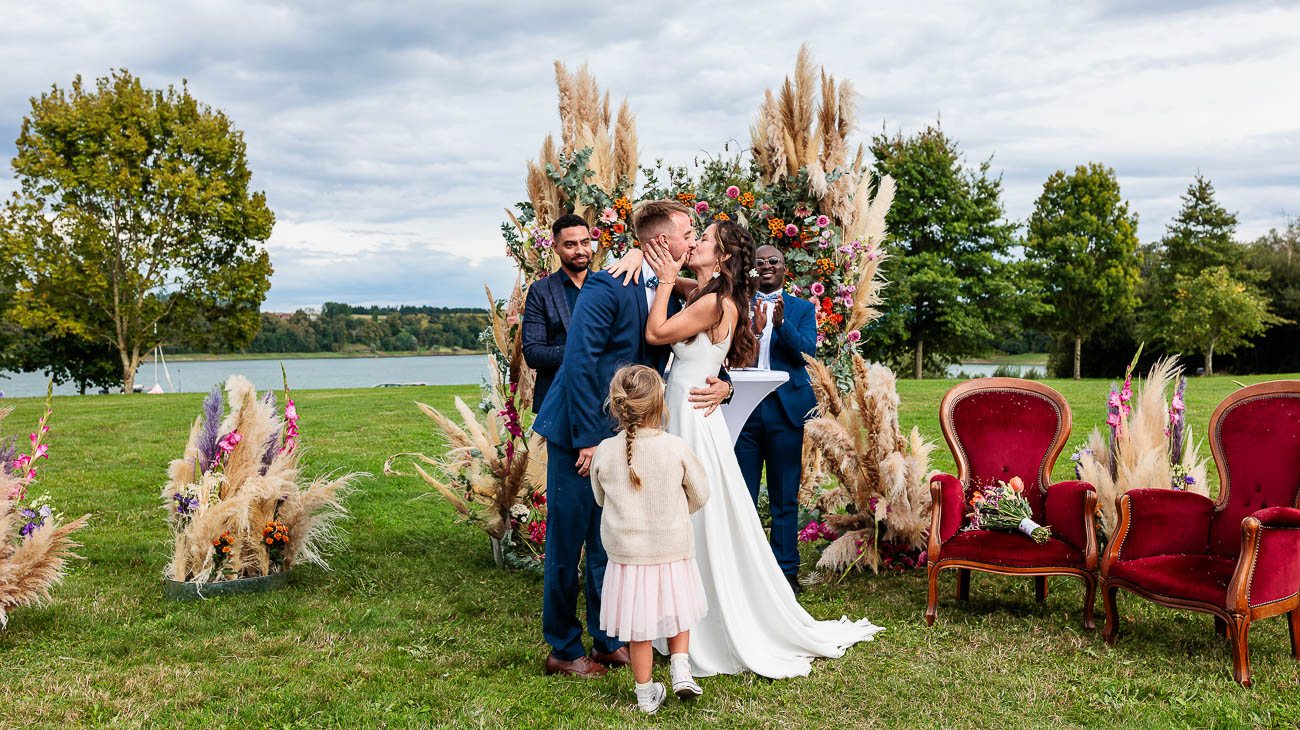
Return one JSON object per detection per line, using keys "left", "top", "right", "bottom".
{"left": 532, "top": 200, "right": 732, "bottom": 678}
{"left": 735, "top": 244, "right": 818, "bottom": 596}
{"left": 522, "top": 214, "right": 592, "bottom": 413}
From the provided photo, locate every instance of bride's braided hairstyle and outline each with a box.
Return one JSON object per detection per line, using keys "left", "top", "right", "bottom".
{"left": 605, "top": 365, "right": 668, "bottom": 490}
{"left": 690, "top": 220, "right": 758, "bottom": 367}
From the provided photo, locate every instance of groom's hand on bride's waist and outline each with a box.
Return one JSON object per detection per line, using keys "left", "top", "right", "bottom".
{"left": 689, "top": 377, "right": 731, "bottom": 417}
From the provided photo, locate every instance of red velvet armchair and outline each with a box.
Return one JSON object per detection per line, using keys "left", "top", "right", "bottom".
{"left": 926, "top": 378, "right": 1099, "bottom": 628}
{"left": 1102, "top": 380, "right": 1300, "bottom": 687}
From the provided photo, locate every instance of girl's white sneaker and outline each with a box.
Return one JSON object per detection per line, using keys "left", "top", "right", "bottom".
{"left": 671, "top": 663, "right": 703, "bottom": 699}
{"left": 636, "top": 682, "right": 667, "bottom": 714}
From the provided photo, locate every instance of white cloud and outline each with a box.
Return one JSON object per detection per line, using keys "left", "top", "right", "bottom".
{"left": 1, "top": 0, "right": 1297, "bottom": 311}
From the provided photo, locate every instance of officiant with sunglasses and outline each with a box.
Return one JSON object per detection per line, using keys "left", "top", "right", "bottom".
{"left": 735, "top": 245, "right": 818, "bottom": 595}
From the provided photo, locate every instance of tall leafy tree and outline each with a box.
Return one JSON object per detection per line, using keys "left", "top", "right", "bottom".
{"left": 1239, "top": 221, "right": 1300, "bottom": 373}
{"left": 866, "top": 125, "right": 1017, "bottom": 378}
{"left": 1149, "top": 266, "right": 1282, "bottom": 376}
{"left": 3, "top": 69, "right": 274, "bottom": 392}
{"left": 1024, "top": 163, "right": 1141, "bottom": 380}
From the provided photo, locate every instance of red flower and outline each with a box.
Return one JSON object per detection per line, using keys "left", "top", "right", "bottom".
{"left": 612, "top": 223, "right": 625, "bottom": 234}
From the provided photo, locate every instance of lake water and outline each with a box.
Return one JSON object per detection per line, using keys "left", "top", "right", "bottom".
{"left": 0, "top": 355, "right": 1045, "bottom": 399}
{"left": 0, "top": 355, "right": 491, "bottom": 398}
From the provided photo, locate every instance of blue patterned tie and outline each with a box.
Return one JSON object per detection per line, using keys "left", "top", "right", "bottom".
{"left": 646, "top": 275, "right": 660, "bottom": 290}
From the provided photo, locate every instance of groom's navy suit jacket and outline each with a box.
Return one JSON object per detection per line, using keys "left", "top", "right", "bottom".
{"left": 533, "top": 271, "right": 676, "bottom": 451}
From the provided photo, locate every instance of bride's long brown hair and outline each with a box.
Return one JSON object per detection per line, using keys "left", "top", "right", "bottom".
{"left": 689, "top": 220, "right": 758, "bottom": 367}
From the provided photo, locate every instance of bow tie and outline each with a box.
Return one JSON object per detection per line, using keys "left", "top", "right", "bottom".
{"left": 756, "top": 291, "right": 782, "bottom": 303}
{"left": 646, "top": 276, "right": 660, "bottom": 290}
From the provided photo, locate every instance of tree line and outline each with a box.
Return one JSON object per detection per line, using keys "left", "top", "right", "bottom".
{"left": 229, "top": 303, "right": 488, "bottom": 355}
{"left": 860, "top": 125, "right": 1297, "bottom": 379}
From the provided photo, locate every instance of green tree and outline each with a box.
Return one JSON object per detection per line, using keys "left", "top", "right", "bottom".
{"left": 1023, "top": 163, "right": 1141, "bottom": 380}
{"left": 1159, "top": 175, "right": 1244, "bottom": 278}
{"left": 2, "top": 69, "right": 274, "bottom": 392}
{"left": 1240, "top": 220, "right": 1300, "bottom": 373}
{"left": 1150, "top": 266, "right": 1282, "bottom": 376}
{"left": 866, "top": 125, "right": 1018, "bottom": 378}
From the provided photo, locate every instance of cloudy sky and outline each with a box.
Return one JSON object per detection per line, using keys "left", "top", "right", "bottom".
{"left": 2, "top": 1, "right": 1297, "bottom": 311}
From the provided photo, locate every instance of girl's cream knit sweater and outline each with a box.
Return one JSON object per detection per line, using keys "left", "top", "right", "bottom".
{"left": 590, "top": 429, "right": 709, "bottom": 565}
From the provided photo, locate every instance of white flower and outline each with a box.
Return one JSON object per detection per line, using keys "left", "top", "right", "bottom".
{"left": 509, "top": 503, "right": 530, "bottom": 520}
{"left": 748, "top": 268, "right": 759, "bottom": 278}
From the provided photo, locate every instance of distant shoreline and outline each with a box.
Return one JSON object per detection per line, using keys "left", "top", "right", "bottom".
{"left": 155, "top": 350, "right": 488, "bottom": 363}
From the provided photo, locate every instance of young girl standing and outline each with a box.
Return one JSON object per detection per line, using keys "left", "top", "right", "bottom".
{"left": 591, "top": 365, "right": 711, "bottom": 715}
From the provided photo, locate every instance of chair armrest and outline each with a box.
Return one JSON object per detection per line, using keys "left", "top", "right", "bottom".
{"left": 1101, "top": 488, "right": 1215, "bottom": 577}
{"left": 1228, "top": 507, "right": 1300, "bottom": 613}
{"left": 1044, "top": 480, "right": 1099, "bottom": 570}
{"left": 927, "top": 473, "right": 966, "bottom": 562}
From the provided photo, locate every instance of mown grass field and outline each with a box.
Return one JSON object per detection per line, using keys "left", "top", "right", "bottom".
{"left": 0, "top": 373, "right": 1298, "bottom": 728}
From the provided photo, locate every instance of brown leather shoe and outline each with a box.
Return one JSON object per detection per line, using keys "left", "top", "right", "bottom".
{"left": 590, "top": 645, "right": 631, "bottom": 668}
{"left": 545, "top": 653, "right": 609, "bottom": 678}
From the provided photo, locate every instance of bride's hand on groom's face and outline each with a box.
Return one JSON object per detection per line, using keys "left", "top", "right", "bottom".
{"left": 644, "top": 237, "right": 685, "bottom": 285}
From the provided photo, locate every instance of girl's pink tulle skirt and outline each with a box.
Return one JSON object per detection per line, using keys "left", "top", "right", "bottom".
{"left": 600, "top": 558, "right": 709, "bottom": 642}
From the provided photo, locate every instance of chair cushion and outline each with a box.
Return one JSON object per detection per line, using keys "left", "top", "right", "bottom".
{"left": 941, "top": 529, "right": 1083, "bottom": 569}
{"left": 1108, "top": 555, "right": 1237, "bottom": 607}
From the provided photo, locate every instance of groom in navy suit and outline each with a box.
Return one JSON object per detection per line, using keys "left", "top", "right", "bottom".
{"left": 736, "top": 244, "right": 818, "bottom": 596}
{"left": 532, "top": 200, "right": 731, "bottom": 678}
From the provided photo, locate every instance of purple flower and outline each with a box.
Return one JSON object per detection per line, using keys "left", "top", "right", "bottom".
{"left": 197, "top": 386, "right": 223, "bottom": 472}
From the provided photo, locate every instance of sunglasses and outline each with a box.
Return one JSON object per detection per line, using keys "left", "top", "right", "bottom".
{"left": 756, "top": 256, "right": 784, "bottom": 267}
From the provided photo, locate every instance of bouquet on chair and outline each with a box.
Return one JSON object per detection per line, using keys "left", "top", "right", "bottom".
{"left": 966, "top": 477, "right": 1051, "bottom": 544}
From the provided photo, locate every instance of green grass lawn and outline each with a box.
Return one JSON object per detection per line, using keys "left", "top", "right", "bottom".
{"left": 1, "top": 373, "right": 1298, "bottom": 728}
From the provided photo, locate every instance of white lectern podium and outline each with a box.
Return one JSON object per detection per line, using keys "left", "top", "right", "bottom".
{"left": 719, "top": 369, "right": 789, "bottom": 445}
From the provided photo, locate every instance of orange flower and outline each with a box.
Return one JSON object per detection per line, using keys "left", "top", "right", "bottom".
{"left": 265, "top": 537, "right": 274, "bottom": 544}
{"left": 221, "top": 546, "right": 231, "bottom": 554}
{"left": 739, "top": 192, "right": 755, "bottom": 207}
{"left": 766, "top": 217, "right": 786, "bottom": 237}
{"left": 676, "top": 192, "right": 695, "bottom": 204}
{"left": 1009, "top": 476, "right": 1025, "bottom": 493}
{"left": 612, "top": 223, "right": 624, "bottom": 234}
{"left": 715, "top": 212, "right": 730, "bottom": 220}
{"left": 971, "top": 491, "right": 984, "bottom": 505}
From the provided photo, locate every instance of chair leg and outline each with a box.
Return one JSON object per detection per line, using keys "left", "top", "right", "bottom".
{"left": 1289, "top": 608, "right": 1300, "bottom": 660}
{"left": 1228, "top": 615, "right": 1252, "bottom": 688}
{"left": 957, "top": 568, "right": 970, "bottom": 602}
{"left": 1035, "top": 576, "right": 1048, "bottom": 603}
{"left": 1102, "top": 582, "right": 1120, "bottom": 646}
{"left": 926, "top": 564, "right": 940, "bottom": 626}
{"left": 1215, "top": 616, "right": 1228, "bottom": 638}
{"left": 1081, "top": 574, "right": 1097, "bottom": 631}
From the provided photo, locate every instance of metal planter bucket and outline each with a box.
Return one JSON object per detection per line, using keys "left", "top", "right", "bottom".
{"left": 163, "top": 568, "right": 293, "bottom": 602}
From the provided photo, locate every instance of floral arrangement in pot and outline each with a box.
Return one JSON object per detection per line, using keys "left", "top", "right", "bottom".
{"left": 0, "top": 384, "right": 89, "bottom": 627}
{"left": 161, "top": 373, "right": 361, "bottom": 587}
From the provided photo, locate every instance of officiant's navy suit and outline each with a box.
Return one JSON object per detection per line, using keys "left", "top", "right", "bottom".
{"left": 735, "top": 292, "right": 817, "bottom": 581}
{"left": 533, "top": 270, "right": 678, "bottom": 661}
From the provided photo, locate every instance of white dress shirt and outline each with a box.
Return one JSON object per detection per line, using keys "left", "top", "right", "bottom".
{"left": 755, "top": 293, "right": 779, "bottom": 371}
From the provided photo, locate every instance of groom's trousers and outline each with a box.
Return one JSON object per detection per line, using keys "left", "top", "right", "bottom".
{"left": 736, "top": 395, "right": 803, "bottom": 580}
{"left": 542, "top": 441, "right": 624, "bottom": 661}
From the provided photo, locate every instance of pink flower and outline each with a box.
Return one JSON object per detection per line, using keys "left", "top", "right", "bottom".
{"left": 816, "top": 215, "right": 830, "bottom": 228}
{"left": 588, "top": 227, "right": 601, "bottom": 239}
{"left": 1171, "top": 393, "right": 1185, "bottom": 411}
{"left": 218, "top": 432, "right": 242, "bottom": 453}
{"left": 790, "top": 284, "right": 802, "bottom": 296}
{"left": 285, "top": 401, "right": 298, "bottom": 421}
{"left": 33, "top": 444, "right": 49, "bottom": 460}
{"left": 600, "top": 207, "right": 617, "bottom": 222}
{"left": 1107, "top": 392, "right": 1122, "bottom": 408}
{"left": 846, "top": 330, "right": 861, "bottom": 343}
{"left": 810, "top": 282, "right": 825, "bottom": 297}
{"left": 1106, "top": 413, "right": 1121, "bottom": 428}
{"left": 1120, "top": 386, "right": 1133, "bottom": 402}
{"left": 695, "top": 201, "right": 709, "bottom": 214}
{"left": 725, "top": 186, "right": 740, "bottom": 199}
{"left": 784, "top": 224, "right": 799, "bottom": 237}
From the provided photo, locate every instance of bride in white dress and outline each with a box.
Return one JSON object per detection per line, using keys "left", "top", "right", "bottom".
{"left": 639, "top": 220, "right": 882, "bottom": 678}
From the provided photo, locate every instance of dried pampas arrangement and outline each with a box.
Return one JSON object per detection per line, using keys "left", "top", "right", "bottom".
{"left": 0, "top": 393, "right": 89, "bottom": 628}
{"left": 162, "top": 375, "right": 362, "bottom": 585}
{"left": 800, "top": 354, "right": 936, "bottom": 574}
{"left": 1073, "top": 355, "right": 1210, "bottom": 537}
{"left": 386, "top": 282, "right": 548, "bottom": 570}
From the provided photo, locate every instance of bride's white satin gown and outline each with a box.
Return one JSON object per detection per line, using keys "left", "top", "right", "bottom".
{"left": 654, "top": 329, "right": 883, "bottom": 678}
